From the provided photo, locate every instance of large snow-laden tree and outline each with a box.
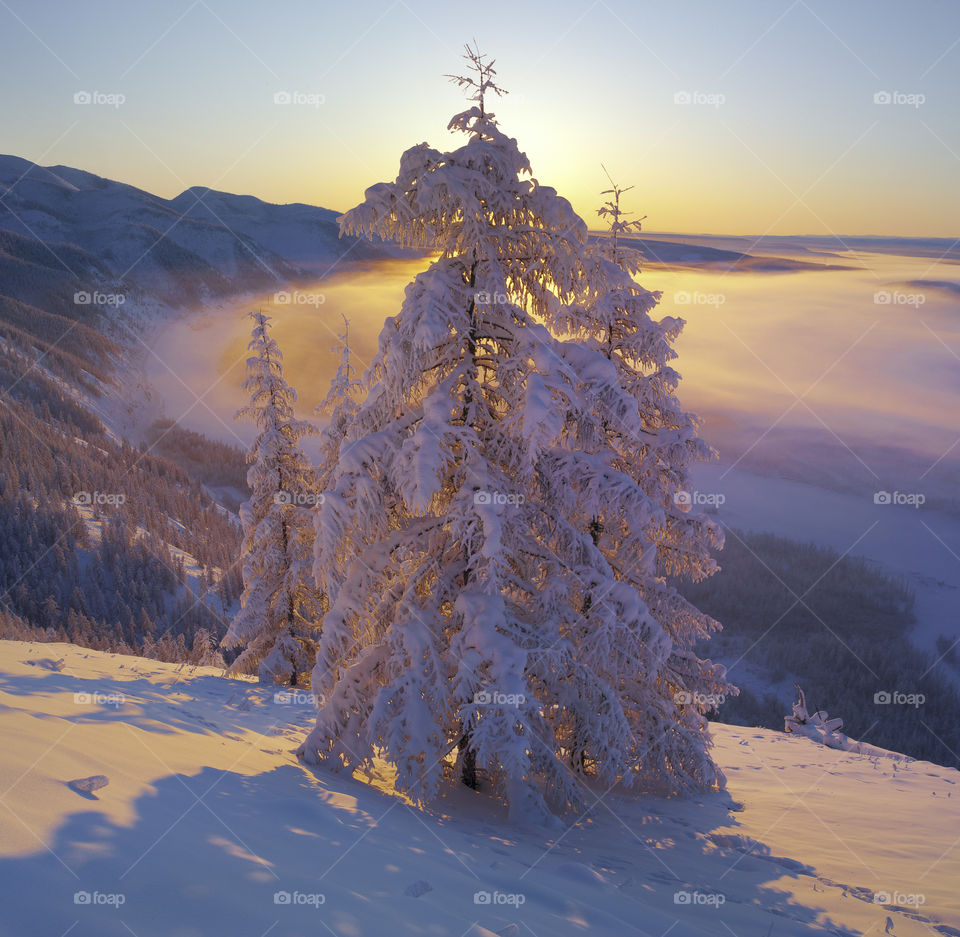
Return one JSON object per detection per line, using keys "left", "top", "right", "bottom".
{"left": 297, "top": 47, "right": 729, "bottom": 818}
{"left": 223, "top": 311, "right": 322, "bottom": 685}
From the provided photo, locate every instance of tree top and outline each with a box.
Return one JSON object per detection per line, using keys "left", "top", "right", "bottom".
{"left": 445, "top": 41, "right": 507, "bottom": 117}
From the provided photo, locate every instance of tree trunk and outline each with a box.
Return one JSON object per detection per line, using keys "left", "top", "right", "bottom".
{"left": 460, "top": 731, "right": 478, "bottom": 789}
{"left": 460, "top": 255, "right": 480, "bottom": 789}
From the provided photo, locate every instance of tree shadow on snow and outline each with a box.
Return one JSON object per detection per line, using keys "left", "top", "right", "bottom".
{"left": 0, "top": 661, "right": 306, "bottom": 740}
{"left": 0, "top": 752, "right": 878, "bottom": 937}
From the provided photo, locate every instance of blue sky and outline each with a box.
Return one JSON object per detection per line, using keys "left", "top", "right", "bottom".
{"left": 1, "top": 0, "right": 958, "bottom": 234}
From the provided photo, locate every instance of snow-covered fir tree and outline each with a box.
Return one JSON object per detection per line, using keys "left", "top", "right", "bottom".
{"left": 297, "top": 47, "right": 731, "bottom": 818}
{"left": 223, "top": 311, "right": 322, "bottom": 685}
{"left": 315, "top": 314, "right": 363, "bottom": 492}
{"left": 191, "top": 628, "right": 226, "bottom": 667}
{"left": 560, "top": 170, "right": 733, "bottom": 788}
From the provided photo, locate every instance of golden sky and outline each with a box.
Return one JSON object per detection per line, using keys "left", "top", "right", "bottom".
{"left": 3, "top": 0, "right": 958, "bottom": 236}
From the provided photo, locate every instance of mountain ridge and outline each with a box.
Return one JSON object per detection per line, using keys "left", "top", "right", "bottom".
{"left": 0, "top": 153, "right": 388, "bottom": 308}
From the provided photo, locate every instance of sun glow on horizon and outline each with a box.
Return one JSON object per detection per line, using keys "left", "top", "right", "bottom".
{"left": 2, "top": 0, "right": 956, "bottom": 238}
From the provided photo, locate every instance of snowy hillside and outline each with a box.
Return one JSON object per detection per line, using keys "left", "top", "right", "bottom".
{"left": 0, "top": 154, "right": 390, "bottom": 310}
{"left": 0, "top": 155, "right": 399, "bottom": 663}
{"left": 1, "top": 641, "right": 956, "bottom": 937}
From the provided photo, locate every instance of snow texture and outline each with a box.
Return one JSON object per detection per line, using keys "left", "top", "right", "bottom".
{"left": 1, "top": 641, "right": 956, "bottom": 937}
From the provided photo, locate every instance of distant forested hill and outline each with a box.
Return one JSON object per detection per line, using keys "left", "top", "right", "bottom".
{"left": 0, "top": 155, "right": 389, "bottom": 661}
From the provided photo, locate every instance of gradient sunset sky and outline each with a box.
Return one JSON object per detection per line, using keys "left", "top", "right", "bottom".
{"left": 2, "top": 0, "right": 958, "bottom": 236}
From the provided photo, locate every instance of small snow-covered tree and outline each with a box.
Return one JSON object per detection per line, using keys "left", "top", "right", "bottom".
{"left": 298, "top": 47, "right": 729, "bottom": 818}
{"left": 315, "top": 314, "right": 362, "bottom": 491}
{"left": 191, "top": 627, "right": 226, "bottom": 668}
{"left": 555, "top": 170, "right": 733, "bottom": 788}
{"left": 223, "top": 311, "right": 322, "bottom": 685}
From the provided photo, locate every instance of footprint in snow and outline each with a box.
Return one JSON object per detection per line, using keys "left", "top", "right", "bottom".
{"left": 403, "top": 880, "right": 432, "bottom": 898}
{"left": 24, "top": 658, "right": 65, "bottom": 671}
{"left": 68, "top": 775, "right": 109, "bottom": 798}
{"left": 554, "top": 863, "right": 611, "bottom": 888}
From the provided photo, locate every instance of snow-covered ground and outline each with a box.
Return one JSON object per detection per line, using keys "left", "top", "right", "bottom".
{"left": 2, "top": 641, "right": 956, "bottom": 937}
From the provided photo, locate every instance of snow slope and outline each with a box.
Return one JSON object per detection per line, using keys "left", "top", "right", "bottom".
{"left": 1, "top": 642, "right": 957, "bottom": 937}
